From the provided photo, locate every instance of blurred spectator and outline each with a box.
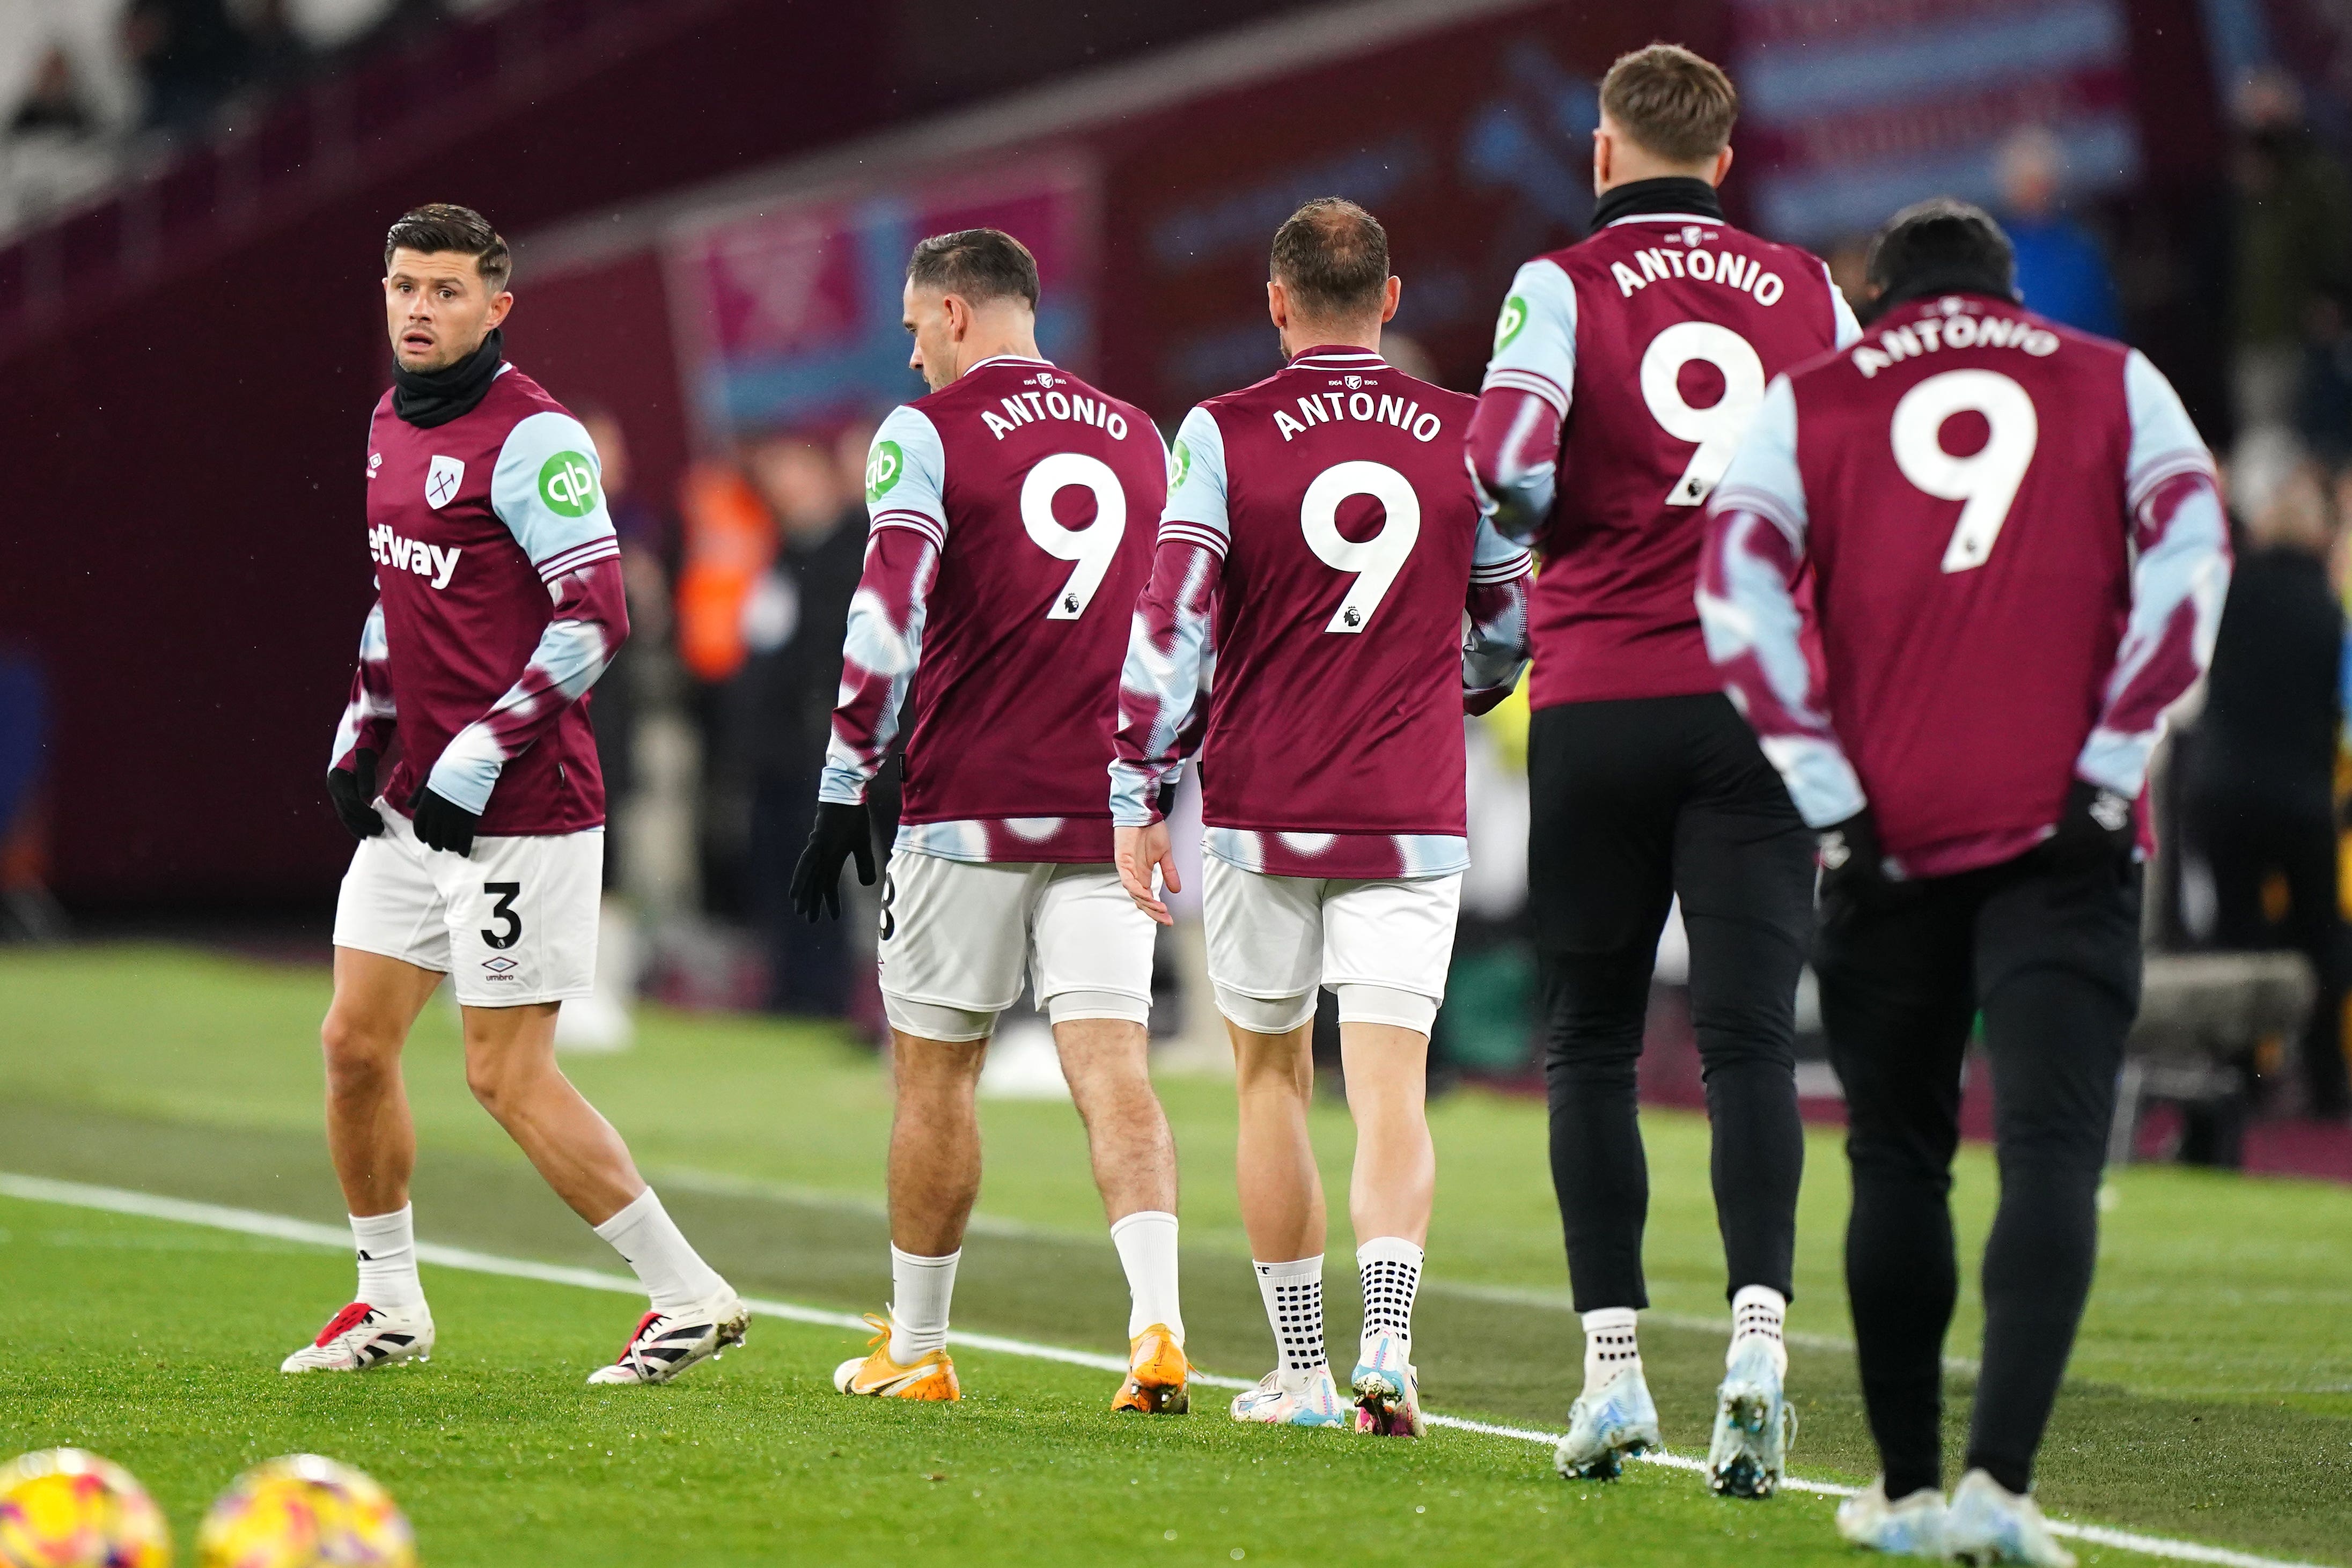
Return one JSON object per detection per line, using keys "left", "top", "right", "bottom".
{"left": 579, "top": 410, "right": 674, "bottom": 891}
{"left": 1996, "top": 127, "right": 2121, "bottom": 338}
{"left": 2295, "top": 286, "right": 2352, "bottom": 466}
{"left": 675, "top": 459, "right": 773, "bottom": 919}
{"left": 737, "top": 430, "right": 869, "bottom": 1016}
{"left": 10, "top": 47, "right": 98, "bottom": 139}
{"left": 4, "top": 44, "right": 120, "bottom": 231}
{"left": 2184, "top": 442, "right": 2350, "bottom": 1118}
{"left": 123, "top": 0, "right": 251, "bottom": 132}
{"left": 2230, "top": 71, "right": 2352, "bottom": 435}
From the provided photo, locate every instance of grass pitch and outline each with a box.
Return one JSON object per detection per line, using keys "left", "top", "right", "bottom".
{"left": 1, "top": 945, "right": 2346, "bottom": 1565}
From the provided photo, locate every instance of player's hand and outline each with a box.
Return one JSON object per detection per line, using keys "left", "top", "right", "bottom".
{"left": 1115, "top": 821, "right": 1179, "bottom": 927}
{"left": 2042, "top": 777, "right": 2135, "bottom": 871}
{"left": 326, "top": 749, "right": 385, "bottom": 841}
{"left": 1817, "top": 808, "right": 1891, "bottom": 906}
{"left": 408, "top": 784, "right": 480, "bottom": 857}
{"left": 791, "top": 801, "right": 876, "bottom": 922}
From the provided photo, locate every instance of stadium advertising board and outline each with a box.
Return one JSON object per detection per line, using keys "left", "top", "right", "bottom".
{"left": 1725, "top": 0, "right": 2145, "bottom": 243}
{"left": 663, "top": 158, "right": 1098, "bottom": 442}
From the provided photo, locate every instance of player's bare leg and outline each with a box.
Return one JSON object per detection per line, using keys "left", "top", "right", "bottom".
{"left": 1338, "top": 1018, "right": 1432, "bottom": 1437}
{"left": 461, "top": 1000, "right": 745, "bottom": 1386}
{"left": 1340, "top": 1023, "right": 1433, "bottom": 1246}
{"left": 1226, "top": 1017, "right": 1344, "bottom": 1427}
{"left": 285, "top": 948, "right": 447, "bottom": 1374}
{"left": 885, "top": 1031, "right": 988, "bottom": 1255}
{"left": 1055, "top": 1017, "right": 1188, "bottom": 1412}
{"left": 321, "top": 947, "right": 440, "bottom": 1218}
{"left": 459, "top": 1000, "right": 642, "bottom": 1223}
{"left": 836, "top": 1030, "right": 982, "bottom": 1401}
{"left": 1231, "top": 1018, "right": 1325, "bottom": 1260}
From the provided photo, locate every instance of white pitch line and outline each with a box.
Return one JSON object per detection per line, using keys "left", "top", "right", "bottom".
{"left": 650, "top": 1164, "right": 1977, "bottom": 1369}
{"left": 0, "top": 1173, "right": 2326, "bottom": 1568}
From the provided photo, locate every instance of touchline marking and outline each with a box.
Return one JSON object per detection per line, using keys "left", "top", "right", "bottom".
{"left": 0, "top": 1173, "right": 2321, "bottom": 1568}
{"left": 648, "top": 1165, "right": 1978, "bottom": 1370}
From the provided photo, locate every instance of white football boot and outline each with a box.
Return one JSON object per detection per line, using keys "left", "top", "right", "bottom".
{"left": 1349, "top": 1331, "right": 1424, "bottom": 1438}
{"left": 1555, "top": 1364, "right": 1662, "bottom": 1479}
{"left": 1945, "top": 1469, "right": 2077, "bottom": 1567}
{"left": 585, "top": 1291, "right": 749, "bottom": 1386}
{"left": 1229, "top": 1367, "right": 1347, "bottom": 1428}
{"left": 1836, "top": 1479, "right": 1951, "bottom": 1557}
{"left": 1707, "top": 1334, "right": 1797, "bottom": 1498}
{"left": 280, "top": 1301, "right": 435, "bottom": 1373}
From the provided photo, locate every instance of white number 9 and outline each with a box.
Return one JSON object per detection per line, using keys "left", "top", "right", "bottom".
{"left": 1890, "top": 369, "right": 2039, "bottom": 573}
{"left": 1301, "top": 460, "right": 1421, "bottom": 634}
{"left": 1640, "top": 321, "right": 1768, "bottom": 506}
{"left": 1021, "top": 452, "right": 1128, "bottom": 619}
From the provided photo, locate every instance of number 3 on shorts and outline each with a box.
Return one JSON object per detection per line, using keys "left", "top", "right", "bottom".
{"left": 481, "top": 882, "right": 523, "bottom": 951}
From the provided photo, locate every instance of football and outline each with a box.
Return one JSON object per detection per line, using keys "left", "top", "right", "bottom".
{"left": 194, "top": 1457, "right": 413, "bottom": 1568}
{"left": 0, "top": 1448, "right": 172, "bottom": 1568}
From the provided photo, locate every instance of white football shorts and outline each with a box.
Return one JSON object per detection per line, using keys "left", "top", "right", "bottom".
{"left": 876, "top": 851, "right": 1155, "bottom": 1041}
{"left": 1202, "top": 857, "right": 1462, "bottom": 1035}
{"left": 332, "top": 797, "right": 602, "bottom": 1007}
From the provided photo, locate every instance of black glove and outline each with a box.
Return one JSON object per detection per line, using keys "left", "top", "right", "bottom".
{"left": 1817, "top": 808, "right": 1891, "bottom": 904}
{"left": 409, "top": 782, "right": 480, "bottom": 857}
{"left": 1155, "top": 782, "right": 1178, "bottom": 821}
{"left": 791, "top": 801, "right": 877, "bottom": 921}
{"left": 326, "top": 749, "right": 385, "bottom": 841}
{"left": 2042, "top": 777, "right": 2135, "bottom": 871}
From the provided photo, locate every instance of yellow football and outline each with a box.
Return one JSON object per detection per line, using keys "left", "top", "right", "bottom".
{"left": 0, "top": 1448, "right": 172, "bottom": 1568}
{"left": 194, "top": 1457, "right": 413, "bottom": 1568}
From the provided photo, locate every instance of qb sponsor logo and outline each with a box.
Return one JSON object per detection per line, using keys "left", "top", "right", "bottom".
{"left": 866, "top": 440, "right": 905, "bottom": 502}
{"left": 1169, "top": 440, "right": 1192, "bottom": 491}
{"left": 425, "top": 455, "right": 465, "bottom": 509}
{"left": 1493, "top": 295, "right": 1528, "bottom": 351}
{"left": 538, "top": 451, "right": 599, "bottom": 518}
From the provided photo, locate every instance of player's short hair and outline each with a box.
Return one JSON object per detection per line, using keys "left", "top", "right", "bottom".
{"left": 1269, "top": 197, "right": 1390, "bottom": 321}
{"left": 384, "top": 203, "right": 511, "bottom": 293}
{"left": 1600, "top": 43, "right": 1739, "bottom": 164}
{"left": 1865, "top": 198, "right": 2018, "bottom": 308}
{"left": 906, "top": 228, "right": 1041, "bottom": 311}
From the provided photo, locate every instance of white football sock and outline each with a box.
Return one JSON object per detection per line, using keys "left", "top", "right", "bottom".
{"left": 1356, "top": 1235, "right": 1423, "bottom": 1347}
{"left": 888, "top": 1245, "right": 960, "bottom": 1363}
{"left": 1730, "top": 1284, "right": 1789, "bottom": 1378}
{"left": 592, "top": 1188, "right": 729, "bottom": 1314}
{"left": 1109, "top": 1210, "right": 1184, "bottom": 1345}
{"left": 350, "top": 1206, "right": 424, "bottom": 1311}
{"left": 1253, "top": 1255, "right": 1327, "bottom": 1386}
{"left": 1581, "top": 1306, "right": 1641, "bottom": 1396}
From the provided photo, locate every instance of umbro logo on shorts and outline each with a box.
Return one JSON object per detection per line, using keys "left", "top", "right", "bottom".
{"left": 482, "top": 956, "right": 518, "bottom": 977}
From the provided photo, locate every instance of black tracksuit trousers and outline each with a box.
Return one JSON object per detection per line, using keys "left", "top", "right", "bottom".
{"left": 1817, "top": 853, "right": 2142, "bottom": 1499}
{"left": 1528, "top": 694, "right": 1816, "bottom": 1313}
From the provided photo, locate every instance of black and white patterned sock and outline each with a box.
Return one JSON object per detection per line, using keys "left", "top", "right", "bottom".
{"left": 1356, "top": 1236, "right": 1423, "bottom": 1344}
{"left": 1253, "top": 1256, "right": 1326, "bottom": 1381}
{"left": 1581, "top": 1306, "right": 1641, "bottom": 1396}
{"left": 1731, "top": 1284, "right": 1788, "bottom": 1376}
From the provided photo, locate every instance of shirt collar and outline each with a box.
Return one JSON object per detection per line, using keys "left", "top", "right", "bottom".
{"left": 1286, "top": 344, "right": 1388, "bottom": 369}
{"left": 1592, "top": 175, "right": 1726, "bottom": 231}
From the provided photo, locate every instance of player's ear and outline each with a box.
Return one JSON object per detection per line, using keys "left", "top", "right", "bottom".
{"left": 1591, "top": 124, "right": 1611, "bottom": 189}
{"left": 1379, "top": 276, "right": 1400, "bottom": 325}
{"left": 484, "top": 291, "right": 513, "bottom": 330}
{"left": 1266, "top": 279, "right": 1288, "bottom": 331}
{"left": 1711, "top": 143, "right": 1734, "bottom": 186}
